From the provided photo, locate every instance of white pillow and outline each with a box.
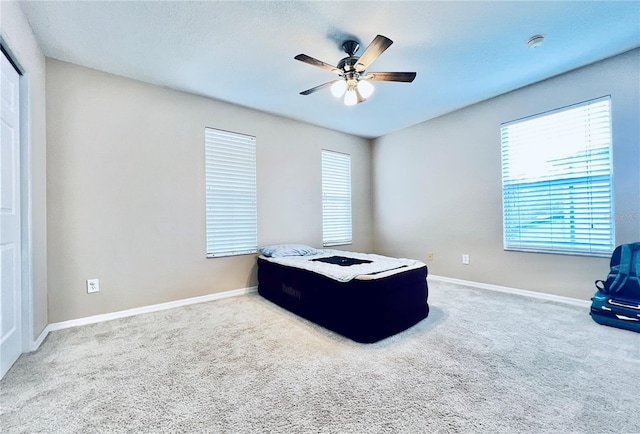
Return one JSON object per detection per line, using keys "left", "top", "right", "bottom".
{"left": 259, "top": 244, "right": 318, "bottom": 258}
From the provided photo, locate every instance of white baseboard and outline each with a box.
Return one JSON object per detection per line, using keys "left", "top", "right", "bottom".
{"left": 428, "top": 275, "right": 591, "bottom": 308}
{"left": 31, "top": 326, "right": 50, "bottom": 351}
{"left": 29, "top": 277, "right": 590, "bottom": 351}
{"left": 30, "top": 286, "right": 257, "bottom": 351}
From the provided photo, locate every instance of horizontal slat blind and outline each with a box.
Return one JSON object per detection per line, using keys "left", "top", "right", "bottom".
{"left": 205, "top": 128, "right": 257, "bottom": 257}
{"left": 322, "top": 150, "right": 352, "bottom": 247}
{"left": 501, "top": 96, "right": 614, "bottom": 256}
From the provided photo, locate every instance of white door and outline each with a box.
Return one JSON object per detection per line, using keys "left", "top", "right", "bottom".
{"left": 0, "top": 50, "right": 22, "bottom": 379}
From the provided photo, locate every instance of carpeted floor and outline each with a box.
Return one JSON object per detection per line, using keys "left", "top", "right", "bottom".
{"left": 1, "top": 280, "right": 639, "bottom": 433}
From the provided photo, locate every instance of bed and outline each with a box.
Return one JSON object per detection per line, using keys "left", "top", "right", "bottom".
{"left": 257, "top": 244, "right": 429, "bottom": 343}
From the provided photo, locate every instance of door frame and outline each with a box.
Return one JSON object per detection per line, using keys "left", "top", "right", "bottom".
{"left": 1, "top": 41, "right": 35, "bottom": 354}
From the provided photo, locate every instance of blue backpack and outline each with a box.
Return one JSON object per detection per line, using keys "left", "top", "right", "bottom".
{"left": 595, "top": 242, "right": 640, "bottom": 297}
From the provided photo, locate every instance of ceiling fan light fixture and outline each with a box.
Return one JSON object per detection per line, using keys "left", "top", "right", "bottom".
{"left": 357, "top": 79, "right": 374, "bottom": 99}
{"left": 330, "top": 80, "right": 348, "bottom": 98}
{"left": 344, "top": 88, "right": 358, "bottom": 106}
{"left": 344, "top": 86, "right": 366, "bottom": 106}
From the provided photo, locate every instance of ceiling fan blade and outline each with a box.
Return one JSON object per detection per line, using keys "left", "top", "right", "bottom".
{"left": 294, "top": 54, "right": 339, "bottom": 73}
{"left": 300, "top": 81, "right": 338, "bottom": 96}
{"left": 363, "top": 72, "right": 417, "bottom": 82}
{"left": 355, "top": 35, "right": 393, "bottom": 72}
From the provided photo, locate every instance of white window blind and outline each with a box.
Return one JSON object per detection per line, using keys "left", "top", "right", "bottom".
{"left": 322, "top": 150, "right": 352, "bottom": 247}
{"left": 205, "top": 128, "right": 257, "bottom": 257}
{"left": 501, "top": 96, "right": 614, "bottom": 256}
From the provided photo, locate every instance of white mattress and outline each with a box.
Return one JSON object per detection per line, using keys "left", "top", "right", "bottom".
{"left": 260, "top": 249, "right": 425, "bottom": 282}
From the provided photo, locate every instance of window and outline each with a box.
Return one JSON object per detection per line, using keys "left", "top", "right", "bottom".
{"left": 205, "top": 128, "right": 257, "bottom": 257}
{"left": 322, "top": 150, "right": 352, "bottom": 246}
{"left": 501, "top": 96, "right": 614, "bottom": 256}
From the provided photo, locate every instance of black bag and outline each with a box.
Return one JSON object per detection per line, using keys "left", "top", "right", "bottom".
{"left": 590, "top": 243, "right": 640, "bottom": 333}
{"left": 595, "top": 242, "right": 640, "bottom": 297}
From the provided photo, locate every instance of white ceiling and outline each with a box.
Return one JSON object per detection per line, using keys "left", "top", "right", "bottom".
{"left": 19, "top": 1, "right": 640, "bottom": 139}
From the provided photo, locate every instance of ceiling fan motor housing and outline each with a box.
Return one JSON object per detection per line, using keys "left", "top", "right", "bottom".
{"left": 337, "top": 56, "right": 361, "bottom": 74}
{"left": 339, "top": 40, "right": 363, "bottom": 76}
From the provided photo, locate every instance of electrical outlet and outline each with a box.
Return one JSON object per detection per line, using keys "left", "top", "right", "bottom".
{"left": 427, "top": 252, "right": 434, "bottom": 261}
{"left": 462, "top": 254, "right": 470, "bottom": 265}
{"left": 87, "top": 278, "right": 100, "bottom": 293}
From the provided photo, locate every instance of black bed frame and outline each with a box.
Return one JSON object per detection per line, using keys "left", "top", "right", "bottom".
{"left": 257, "top": 257, "right": 429, "bottom": 343}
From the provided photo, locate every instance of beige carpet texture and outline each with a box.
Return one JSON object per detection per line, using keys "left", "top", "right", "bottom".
{"left": 1, "top": 280, "right": 639, "bottom": 433}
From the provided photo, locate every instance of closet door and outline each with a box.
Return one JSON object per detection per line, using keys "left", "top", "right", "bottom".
{"left": 1, "top": 49, "right": 22, "bottom": 379}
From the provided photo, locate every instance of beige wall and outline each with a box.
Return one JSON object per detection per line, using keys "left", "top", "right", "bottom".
{"left": 0, "top": 2, "right": 48, "bottom": 340}
{"left": 38, "top": 45, "right": 640, "bottom": 321}
{"left": 372, "top": 48, "right": 640, "bottom": 301}
{"left": 46, "top": 59, "right": 372, "bottom": 322}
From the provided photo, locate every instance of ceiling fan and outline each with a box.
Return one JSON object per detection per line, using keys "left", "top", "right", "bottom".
{"left": 294, "top": 34, "right": 416, "bottom": 106}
